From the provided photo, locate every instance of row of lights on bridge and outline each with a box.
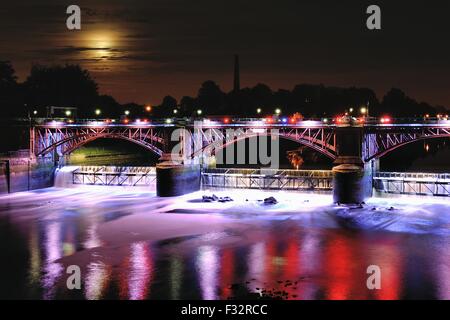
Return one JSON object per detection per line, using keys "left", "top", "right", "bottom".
{"left": 33, "top": 104, "right": 450, "bottom": 126}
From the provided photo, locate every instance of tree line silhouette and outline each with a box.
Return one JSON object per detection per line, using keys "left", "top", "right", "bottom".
{"left": 0, "top": 61, "right": 447, "bottom": 119}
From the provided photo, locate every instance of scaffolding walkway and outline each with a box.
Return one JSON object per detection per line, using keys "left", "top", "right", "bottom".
{"left": 374, "top": 172, "right": 450, "bottom": 196}
{"left": 73, "top": 166, "right": 156, "bottom": 186}
{"left": 201, "top": 168, "right": 333, "bottom": 191}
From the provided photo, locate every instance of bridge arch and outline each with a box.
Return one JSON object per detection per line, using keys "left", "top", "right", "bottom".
{"left": 34, "top": 127, "right": 164, "bottom": 158}
{"left": 367, "top": 134, "right": 450, "bottom": 161}
{"left": 190, "top": 130, "right": 337, "bottom": 160}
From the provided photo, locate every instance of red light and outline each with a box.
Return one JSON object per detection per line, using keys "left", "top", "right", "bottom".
{"left": 289, "top": 117, "right": 296, "bottom": 123}
{"left": 224, "top": 118, "right": 230, "bottom": 124}
{"left": 266, "top": 117, "right": 273, "bottom": 123}
{"left": 380, "top": 116, "right": 391, "bottom": 123}
{"left": 123, "top": 119, "right": 129, "bottom": 124}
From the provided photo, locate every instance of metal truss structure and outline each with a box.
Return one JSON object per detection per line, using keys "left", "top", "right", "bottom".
{"left": 72, "top": 166, "right": 156, "bottom": 186}
{"left": 374, "top": 172, "right": 450, "bottom": 196}
{"left": 202, "top": 168, "right": 333, "bottom": 191}
{"left": 30, "top": 121, "right": 450, "bottom": 164}
{"left": 189, "top": 125, "right": 337, "bottom": 160}
{"left": 363, "top": 125, "right": 450, "bottom": 161}
{"left": 31, "top": 125, "right": 165, "bottom": 159}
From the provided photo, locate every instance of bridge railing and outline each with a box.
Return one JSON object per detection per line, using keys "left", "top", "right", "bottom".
{"left": 202, "top": 168, "right": 333, "bottom": 191}
{"left": 24, "top": 116, "right": 450, "bottom": 127}
{"left": 374, "top": 171, "right": 450, "bottom": 196}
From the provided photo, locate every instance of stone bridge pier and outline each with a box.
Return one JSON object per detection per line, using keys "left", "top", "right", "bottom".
{"left": 332, "top": 126, "right": 375, "bottom": 204}
{"left": 156, "top": 127, "right": 201, "bottom": 197}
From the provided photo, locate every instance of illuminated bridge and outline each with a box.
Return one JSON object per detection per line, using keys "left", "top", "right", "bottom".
{"left": 29, "top": 117, "right": 450, "bottom": 203}
{"left": 29, "top": 117, "right": 450, "bottom": 162}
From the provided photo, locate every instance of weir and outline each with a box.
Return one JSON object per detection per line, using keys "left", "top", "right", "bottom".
{"left": 54, "top": 166, "right": 157, "bottom": 188}
{"left": 51, "top": 165, "right": 450, "bottom": 198}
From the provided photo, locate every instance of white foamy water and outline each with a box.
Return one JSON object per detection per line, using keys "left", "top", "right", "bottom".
{"left": 54, "top": 166, "right": 79, "bottom": 188}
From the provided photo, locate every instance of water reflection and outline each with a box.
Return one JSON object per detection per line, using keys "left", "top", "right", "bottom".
{"left": 85, "top": 261, "right": 111, "bottom": 300}
{"left": 42, "top": 221, "right": 63, "bottom": 299}
{"left": 128, "top": 242, "right": 153, "bottom": 300}
{"left": 196, "top": 246, "right": 220, "bottom": 300}
{"left": 28, "top": 223, "right": 41, "bottom": 289}
{"left": 436, "top": 240, "right": 450, "bottom": 300}
{"left": 17, "top": 221, "right": 450, "bottom": 300}
{"left": 170, "top": 255, "right": 183, "bottom": 300}
{"left": 0, "top": 188, "right": 449, "bottom": 300}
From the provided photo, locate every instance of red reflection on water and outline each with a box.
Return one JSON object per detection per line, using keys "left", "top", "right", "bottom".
{"left": 369, "top": 241, "right": 402, "bottom": 300}
{"left": 282, "top": 237, "right": 300, "bottom": 298}
{"left": 324, "top": 234, "right": 355, "bottom": 300}
{"left": 220, "top": 248, "right": 235, "bottom": 299}
{"left": 264, "top": 236, "right": 278, "bottom": 291}
{"left": 118, "top": 242, "right": 153, "bottom": 300}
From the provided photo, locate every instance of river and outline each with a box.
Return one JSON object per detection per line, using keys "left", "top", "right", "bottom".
{"left": 0, "top": 185, "right": 449, "bottom": 300}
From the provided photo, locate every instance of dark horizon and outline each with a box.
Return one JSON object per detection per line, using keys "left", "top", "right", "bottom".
{"left": 0, "top": 0, "right": 449, "bottom": 106}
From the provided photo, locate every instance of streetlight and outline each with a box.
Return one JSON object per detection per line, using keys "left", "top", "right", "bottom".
{"left": 360, "top": 107, "right": 367, "bottom": 115}
{"left": 256, "top": 108, "right": 262, "bottom": 114}
{"left": 95, "top": 109, "right": 101, "bottom": 116}
{"left": 275, "top": 108, "right": 281, "bottom": 115}
{"left": 33, "top": 110, "right": 38, "bottom": 115}
{"left": 349, "top": 107, "right": 354, "bottom": 113}
{"left": 65, "top": 110, "right": 72, "bottom": 117}
{"left": 173, "top": 109, "right": 178, "bottom": 114}
{"left": 124, "top": 110, "right": 130, "bottom": 116}
{"left": 145, "top": 105, "right": 152, "bottom": 112}
{"left": 197, "top": 109, "right": 202, "bottom": 116}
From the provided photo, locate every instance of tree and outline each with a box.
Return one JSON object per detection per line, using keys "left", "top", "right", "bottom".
{"left": 161, "top": 95, "right": 177, "bottom": 109}
{"left": 0, "top": 61, "right": 17, "bottom": 85}
{"left": 0, "top": 61, "right": 23, "bottom": 117}
{"left": 24, "top": 64, "right": 99, "bottom": 117}
{"left": 196, "top": 81, "right": 226, "bottom": 115}
{"left": 380, "top": 88, "right": 429, "bottom": 117}
{"left": 180, "top": 96, "right": 196, "bottom": 115}
{"left": 97, "top": 94, "right": 122, "bottom": 118}
{"left": 251, "top": 83, "right": 273, "bottom": 107}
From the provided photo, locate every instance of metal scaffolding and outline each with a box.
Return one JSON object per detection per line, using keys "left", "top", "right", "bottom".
{"left": 202, "top": 168, "right": 333, "bottom": 191}
{"left": 374, "top": 172, "right": 450, "bottom": 196}
{"left": 73, "top": 166, "right": 156, "bottom": 186}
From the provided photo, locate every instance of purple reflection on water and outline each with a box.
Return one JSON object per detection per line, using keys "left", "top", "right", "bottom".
{"left": 128, "top": 242, "right": 153, "bottom": 300}
{"left": 42, "top": 221, "right": 63, "bottom": 300}
{"left": 196, "top": 246, "right": 219, "bottom": 300}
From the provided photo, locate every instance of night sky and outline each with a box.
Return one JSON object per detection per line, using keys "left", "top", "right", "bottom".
{"left": 0, "top": 0, "right": 449, "bottom": 106}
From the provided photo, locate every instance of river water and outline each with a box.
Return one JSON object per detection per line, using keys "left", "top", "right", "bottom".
{"left": 0, "top": 185, "right": 449, "bottom": 300}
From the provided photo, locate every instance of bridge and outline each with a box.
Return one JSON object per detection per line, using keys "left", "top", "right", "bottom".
{"left": 29, "top": 117, "right": 450, "bottom": 203}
